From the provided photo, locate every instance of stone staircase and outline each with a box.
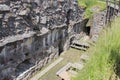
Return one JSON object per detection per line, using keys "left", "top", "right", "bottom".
{"left": 70, "top": 36, "right": 90, "bottom": 51}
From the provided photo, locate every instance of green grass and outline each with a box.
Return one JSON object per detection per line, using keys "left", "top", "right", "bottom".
{"left": 35, "top": 48, "right": 83, "bottom": 80}
{"left": 78, "top": 0, "right": 106, "bottom": 18}
{"left": 73, "top": 18, "right": 120, "bottom": 80}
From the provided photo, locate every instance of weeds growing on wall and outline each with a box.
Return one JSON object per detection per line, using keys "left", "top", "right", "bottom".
{"left": 73, "top": 18, "right": 120, "bottom": 80}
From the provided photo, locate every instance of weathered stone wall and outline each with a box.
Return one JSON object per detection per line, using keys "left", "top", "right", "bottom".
{"left": 90, "top": 11, "right": 106, "bottom": 42}
{"left": 106, "top": 5, "right": 120, "bottom": 23}
{"left": 0, "top": 0, "right": 86, "bottom": 80}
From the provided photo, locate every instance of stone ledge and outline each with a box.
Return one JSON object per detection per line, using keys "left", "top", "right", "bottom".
{"left": 0, "top": 31, "right": 36, "bottom": 47}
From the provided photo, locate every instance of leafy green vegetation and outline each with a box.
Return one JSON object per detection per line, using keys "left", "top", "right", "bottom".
{"left": 78, "top": 0, "right": 106, "bottom": 18}
{"left": 73, "top": 18, "right": 120, "bottom": 80}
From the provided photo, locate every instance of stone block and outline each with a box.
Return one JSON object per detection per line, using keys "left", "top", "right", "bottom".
{"left": 0, "top": 4, "right": 10, "bottom": 12}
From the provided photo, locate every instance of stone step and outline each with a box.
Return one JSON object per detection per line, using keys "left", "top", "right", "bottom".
{"left": 72, "top": 63, "right": 84, "bottom": 70}
{"left": 80, "top": 54, "right": 89, "bottom": 62}
{"left": 56, "top": 62, "right": 72, "bottom": 76}
{"left": 69, "top": 70, "right": 78, "bottom": 75}
{"left": 70, "top": 45, "right": 87, "bottom": 51}
{"left": 72, "top": 40, "right": 90, "bottom": 48}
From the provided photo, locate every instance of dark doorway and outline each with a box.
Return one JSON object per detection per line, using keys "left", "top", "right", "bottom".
{"left": 70, "top": 37, "right": 75, "bottom": 45}
{"left": 84, "top": 27, "right": 90, "bottom": 35}
{"left": 58, "top": 41, "right": 63, "bottom": 55}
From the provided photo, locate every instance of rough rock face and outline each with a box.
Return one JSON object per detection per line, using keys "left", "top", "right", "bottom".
{"left": 0, "top": 0, "right": 87, "bottom": 80}
{"left": 0, "top": 0, "right": 84, "bottom": 40}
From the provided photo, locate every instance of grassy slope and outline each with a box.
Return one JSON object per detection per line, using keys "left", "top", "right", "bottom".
{"left": 78, "top": 0, "right": 106, "bottom": 18}
{"left": 73, "top": 18, "right": 120, "bottom": 80}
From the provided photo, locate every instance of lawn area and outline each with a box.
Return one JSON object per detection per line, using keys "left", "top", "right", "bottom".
{"left": 30, "top": 48, "right": 83, "bottom": 80}
{"left": 73, "top": 18, "right": 120, "bottom": 80}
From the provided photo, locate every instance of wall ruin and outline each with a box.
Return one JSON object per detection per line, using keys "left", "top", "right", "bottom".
{"left": 0, "top": 0, "right": 87, "bottom": 80}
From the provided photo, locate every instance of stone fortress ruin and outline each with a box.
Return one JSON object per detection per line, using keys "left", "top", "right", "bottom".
{"left": 0, "top": 0, "right": 90, "bottom": 80}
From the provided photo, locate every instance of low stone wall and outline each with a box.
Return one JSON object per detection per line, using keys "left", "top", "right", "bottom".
{"left": 90, "top": 11, "right": 106, "bottom": 42}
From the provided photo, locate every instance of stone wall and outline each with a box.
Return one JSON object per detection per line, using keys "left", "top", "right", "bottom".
{"left": 106, "top": 4, "right": 120, "bottom": 23}
{"left": 90, "top": 11, "right": 106, "bottom": 42}
{"left": 0, "top": 0, "right": 87, "bottom": 80}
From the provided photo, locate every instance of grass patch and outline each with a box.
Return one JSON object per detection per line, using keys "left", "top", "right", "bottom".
{"left": 73, "top": 18, "right": 120, "bottom": 80}
{"left": 38, "top": 48, "right": 83, "bottom": 80}
{"left": 78, "top": 0, "right": 106, "bottom": 18}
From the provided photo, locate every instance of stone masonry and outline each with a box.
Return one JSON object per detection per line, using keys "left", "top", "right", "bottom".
{"left": 0, "top": 0, "right": 87, "bottom": 80}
